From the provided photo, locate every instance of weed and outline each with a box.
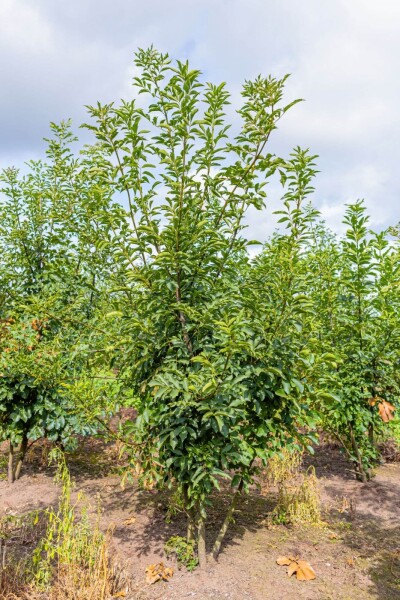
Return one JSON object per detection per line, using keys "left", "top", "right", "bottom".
{"left": 0, "top": 448, "right": 130, "bottom": 600}
{"left": 266, "top": 450, "right": 322, "bottom": 526}
{"left": 271, "top": 467, "right": 322, "bottom": 526}
{"left": 266, "top": 448, "right": 303, "bottom": 487}
{"left": 164, "top": 536, "right": 198, "bottom": 571}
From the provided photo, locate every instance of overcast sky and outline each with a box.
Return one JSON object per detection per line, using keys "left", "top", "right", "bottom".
{"left": 1, "top": 0, "right": 399, "bottom": 238}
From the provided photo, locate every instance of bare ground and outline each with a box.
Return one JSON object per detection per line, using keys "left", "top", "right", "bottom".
{"left": 1, "top": 439, "right": 399, "bottom": 600}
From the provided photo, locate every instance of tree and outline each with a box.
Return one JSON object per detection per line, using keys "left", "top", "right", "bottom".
{"left": 307, "top": 202, "right": 400, "bottom": 480}
{"left": 83, "top": 47, "right": 325, "bottom": 565}
{"left": 0, "top": 122, "right": 112, "bottom": 482}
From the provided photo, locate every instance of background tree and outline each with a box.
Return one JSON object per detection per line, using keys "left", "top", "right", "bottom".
{"left": 307, "top": 202, "right": 400, "bottom": 480}
{"left": 0, "top": 122, "right": 113, "bottom": 482}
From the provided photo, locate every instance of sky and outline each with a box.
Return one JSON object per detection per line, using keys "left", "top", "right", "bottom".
{"left": 1, "top": 0, "right": 399, "bottom": 239}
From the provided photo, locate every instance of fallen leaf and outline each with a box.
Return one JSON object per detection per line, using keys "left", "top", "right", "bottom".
{"left": 378, "top": 400, "right": 396, "bottom": 423}
{"left": 287, "top": 561, "right": 298, "bottom": 577}
{"left": 145, "top": 564, "right": 161, "bottom": 585}
{"left": 296, "top": 560, "right": 316, "bottom": 581}
{"left": 277, "top": 556, "right": 316, "bottom": 581}
{"left": 145, "top": 562, "right": 174, "bottom": 584}
{"left": 276, "top": 556, "right": 291, "bottom": 566}
{"left": 113, "top": 591, "right": 126, "bottom": 598}
{"left": 123, "top": 516, "right": 137, "bottom": 526}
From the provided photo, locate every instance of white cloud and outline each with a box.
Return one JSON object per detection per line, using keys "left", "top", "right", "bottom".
{"left": 0, "top": 0, "right": 52, "bottom": 53}
{"left": 1, "top": 0, "right": 399, "bottom": 237}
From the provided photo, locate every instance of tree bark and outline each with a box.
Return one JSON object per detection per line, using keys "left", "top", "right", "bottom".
{"left": 368, "top": 422, "right": 374, "bottom": 447}
{"left": 15, "top": 434, "right": 28, "bottom": 481}
{"left": 197, "top": 514, "right": 207, "bottom": 569}
{"left": 8, "top": 442, "right": 14, "bottom": 484}
{"left": 182, "top": 485, "right": 196, "bottom": 543}
{"left": 187, "top": 510, "right": 196, "bottom": 543}
{"left": 212, "top": 479, "right": 244, "bottom": 561}
{"left": 349, "top": 424, "right": 368, "bottom": 483}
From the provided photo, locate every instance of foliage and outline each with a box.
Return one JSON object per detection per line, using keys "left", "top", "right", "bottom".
{"left": 0, "top": 122, "right": 114, "bottom": 481}
{"left": 32, "top": 449, "right": 128, "bottom": 599}
{"left": 266, "top": 448, "right": 303, "bottom": 488}
{"left": 276, "top": 555, "right": 316, "bottom": 581}
{"left": 271, "top": 467, "right": 321, "bottom": 526}
{"left": 0, "top": 45, "right": 398, "bottom": 567}
{"left": 81, "top": 46, "right": 328, "bottom": 565}
{"left": 307, "top": 202, "right": 400, "bottom": 480}
{"left": 266, "top": 450, "right": 322, "bottom": 526}
{"left": 0, "top": 450, "right": 128, "bottom": 600}
{"left": 164, "top": 535, "right": 198, "bottom": 571}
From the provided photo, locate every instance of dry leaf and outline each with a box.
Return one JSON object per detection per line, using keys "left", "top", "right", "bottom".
{"left": 296, "top": 560, "right": 316, "bottom": 581}
{"left": 113, "top": 591, "right": 127, "bottom": 598}
{"left": 123, "top": 516, "right": 137, "bottom": 526}
{"left": 276, "top": 556, "right": 316, "bottom": 581}
{"left": 145, "top": 564, "right": 161, "bottom": 585}
{"left": 378, "top": 400, "right": 396, "bottom": 423}
{"left": 276, "top": 556, "right": 291, "bottom": 566}
{"left": 145, "top": 562, "right": 174, "bottom": 584}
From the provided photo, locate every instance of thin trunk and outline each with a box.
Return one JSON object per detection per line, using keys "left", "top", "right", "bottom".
{"left": 183, "top": 485, "right": 196, "bottom": 543}
{"left": 8, "top": 443, "right": 14, "bottom": 484}
{"left": 349, "top": 424, "right": 368, "bottom": 483}
{"left": 176, "top": 287, "right": 193, "bottom": 355}
{"left": 197, "top": 514, "right": 207, "bottom": 569}
{"left": 15, "top": 434, "right": 28, "bottom": 481}
{"left": 187, "top": 514, "right": 196, "bottom": 543}
{"left": 212, "top": 479, "right": 244, "bottom": 561}
{"left": 1, "top": 536, "right": 6, "bottom": 570}
{"left": 368, "top": 422, "right": 375, "bottom": 448}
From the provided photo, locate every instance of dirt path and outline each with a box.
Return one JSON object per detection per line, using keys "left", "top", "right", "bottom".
{"left": 1, "top": 441, "right": 399, "bottom": 599}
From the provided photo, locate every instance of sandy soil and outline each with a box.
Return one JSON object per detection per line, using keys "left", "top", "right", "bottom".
{"left": 1, "top": 439, "right": 399, "bottom": 600}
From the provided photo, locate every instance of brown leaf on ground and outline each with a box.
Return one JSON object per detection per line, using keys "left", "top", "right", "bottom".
{"left": 277, "top": 556, "right": 316, "bottom": 581}
{"left": 287, "top": 561, "right": 298, "bottom": 577}
{"left": 296, "top": 560, "right": 316, "bottom": 581}
{"left": 276, "top": 556, "right": 291, "bottom": 566}
{"left": 145, "top": 562, "right": 174, "bottom": 584}
{"left": 123, "top": 515, "right": 137, "bottom": 526}
{"left": 378, "top": 400, "right": 396, "bottom": 423}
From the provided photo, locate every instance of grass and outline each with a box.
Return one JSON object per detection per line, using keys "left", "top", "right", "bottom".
{"left": 0, "top": 449, "right": 131, "bottom": 600}
{"left": 266, "top": 448, "right": 323, "bottom": 527}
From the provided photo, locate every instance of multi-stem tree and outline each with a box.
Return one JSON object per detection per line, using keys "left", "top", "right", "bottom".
{"left": 83, "top": 47, "right": 329, "bottom": 565}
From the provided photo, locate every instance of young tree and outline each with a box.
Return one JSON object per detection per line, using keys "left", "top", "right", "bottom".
{"left": 83, "top": 47, "right": 327, "bottom": 565}
{"left": 308, "top": 203, "right": 400, "bottom": 480}
{"left": 0, "top": 122, "right": 112, "bottom": 482}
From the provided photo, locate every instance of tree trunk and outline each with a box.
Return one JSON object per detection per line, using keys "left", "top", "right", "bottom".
{"left": 182, "top": 485, "right": 196, "bottom": 543}
{"left": 349, "top": 424, "right": 368, "bottom": 483}
{"left": 368, "top": 421, "right": 374, "bottom": 448}
{"left": 187, "top": 511, "right": 196, "bottom": 543}
{"left": 15, "top": 434, "right": 28, "bottom": 481}
{"left": 197, "top": 514, "right": 207, "bottom": 569}
{"left": 8, "top": 443, "right": 15, "bottom": 484}
{"left": 212, "top": 479, "right": 243, "bottom": 561}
